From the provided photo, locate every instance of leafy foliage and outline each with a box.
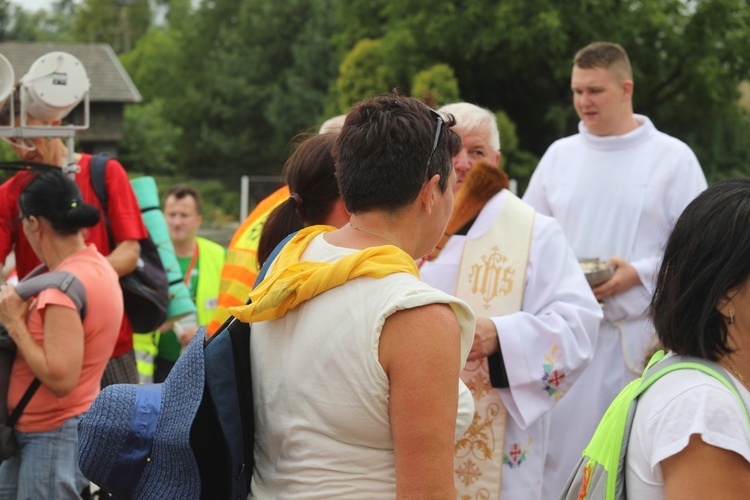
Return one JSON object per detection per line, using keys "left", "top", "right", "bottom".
{"left": 5, "top": 0, "right": 750, "bottom": 217}
{"left": 336, "top": 38, "right": 392, "bottom": 111}
{"left": 411, "top": 64, "right": 461, "bottom": 107}
{"left": 337, "top": 0, "right": 750, "bottom": 184}
{"left": 119, "top": 97, "right": 183, "bottom": 175}
{"left": 73, "top": 0, "right": 151, "bottom": 53}
{"left": 1, "top": 0, "right": 76, "bottom": 42}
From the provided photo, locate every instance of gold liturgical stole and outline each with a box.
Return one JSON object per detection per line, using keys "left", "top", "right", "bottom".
{"left": 454, "top": 191, "right": 535, "bottom": 499}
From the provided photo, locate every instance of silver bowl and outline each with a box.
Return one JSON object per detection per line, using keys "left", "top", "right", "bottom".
{"left": 579, "top": 258, "right": 615, "bottom": 287}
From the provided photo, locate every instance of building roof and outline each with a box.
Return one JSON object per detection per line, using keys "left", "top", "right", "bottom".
{"left": 0, "top": 42, "right": 141, "bottom": 103}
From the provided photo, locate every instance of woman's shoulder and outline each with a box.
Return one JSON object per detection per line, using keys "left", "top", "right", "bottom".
{"left": 58, "top": 245, "right": 119, "bottom": 287}
{"left": 633, "top": 367, "right": 750, "bottom": 461}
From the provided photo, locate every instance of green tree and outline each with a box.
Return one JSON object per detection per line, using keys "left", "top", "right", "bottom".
{"left": 119, "top": 26, "right": 181, "bottom": 104}
{"left": 119, "top": 97, "right": 183, "bottom": 175}
{"left": 495, "top": 110, "right": 538, "bottom": 193}
{"left": 336, "top": 38, "right": 392, "bottom": 111}
{"left": 1, "top": 0, "right": 77, "bottom": 42}
{"left": 411, "top": 63, "right": 461, "bottom": 107}
{"left": 336, "top": 0, "right": 750, "bottom": 182}
{"left": 164, "top": 0, "right": 341, "bottom": 179}
{"left": 74, "top": 0, "right": 151, "bottom": 53}
{"left": 118, "top": 25, "right": 184, "bottom": 174}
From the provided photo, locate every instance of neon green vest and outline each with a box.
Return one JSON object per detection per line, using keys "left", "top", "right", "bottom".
{"left": 135, "top": 237, "right": 225, "bottom": 379}
{"left": 560, "top": 350, "right": 750, "bottom": 500}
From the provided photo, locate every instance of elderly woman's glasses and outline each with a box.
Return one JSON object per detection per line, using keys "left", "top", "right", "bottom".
{"left": 425, "top": 109, "right": 444, "bottom": 172}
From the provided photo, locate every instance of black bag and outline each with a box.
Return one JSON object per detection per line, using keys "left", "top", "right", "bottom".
{"left": 89, "top": 155, "right": 170, "bottom": 333}
{"left": 0, "top": 267, "right": 88, "bottom": 462}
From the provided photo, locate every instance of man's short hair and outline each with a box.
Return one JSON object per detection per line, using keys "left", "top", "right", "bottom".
{"left": 165, "top": 185, "right": 203, "bottom": 214}
{"left": 574, "top": 42, "right": 633, "bottom": 82}
{"left": 333, "top": 95, "right": 461, "bottom": 214}
{"left": 438, "top": 102, "right": 500, "bottom": 152}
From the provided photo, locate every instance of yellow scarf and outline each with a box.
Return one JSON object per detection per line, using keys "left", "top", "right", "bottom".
{"left": 228, "top": 225, "right": 419, "bottom": 323}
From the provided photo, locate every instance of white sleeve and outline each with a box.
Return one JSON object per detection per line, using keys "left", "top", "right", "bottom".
{"left": 608, "top": 145, "right": 707, "bottom": 322}
{"left": 632, "top": 373, "right": 750, "bottom": 477}
{"left": 493, "top": 215, "right": 602, "bottom": 429}
{"left": 521, "top": 148, "right": 554, "bottom": 216}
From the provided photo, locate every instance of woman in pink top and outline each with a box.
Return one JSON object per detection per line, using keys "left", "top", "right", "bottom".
{"left": 0, "top": 170, "right": 122, "bottom": 498}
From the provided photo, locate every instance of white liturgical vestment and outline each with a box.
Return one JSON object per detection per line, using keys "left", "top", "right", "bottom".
{"left": 523, "top": 115, "right": 708, "bottom": 498}
{"left": 420, "top": 189, "right": 602, "bottom": 499}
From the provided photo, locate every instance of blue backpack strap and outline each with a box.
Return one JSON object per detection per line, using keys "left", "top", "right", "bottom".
{"left": 202, "top": 231, "right": 298, "bottom": 498}
{"left": 253, "top": 231, "right": 297, "bottom": 288}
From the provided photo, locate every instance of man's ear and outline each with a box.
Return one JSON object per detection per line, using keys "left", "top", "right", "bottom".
{"left": 490, "top": 150, "right": 501, "bottom": 169}
{"left": 621, "top": 79, "right": 634, "bottom": 101}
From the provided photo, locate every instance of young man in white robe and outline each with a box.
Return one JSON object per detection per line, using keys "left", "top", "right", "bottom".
{"left": 522, "top": 41, "right": 708, "bottom": 498}
{"left": 419, "top": 102, "right": 602, "bottom": 499}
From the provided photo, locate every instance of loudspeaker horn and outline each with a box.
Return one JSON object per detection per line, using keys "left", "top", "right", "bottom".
{"left": 21, "top": 51, "right": 90, "bottom": 122}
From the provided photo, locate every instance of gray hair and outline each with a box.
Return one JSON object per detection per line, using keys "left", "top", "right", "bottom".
{"left": 438, "top": 102, "right": 500, "bottom": 152}
{"left": 318, "top": 114, "right": 347, "bottom": 134}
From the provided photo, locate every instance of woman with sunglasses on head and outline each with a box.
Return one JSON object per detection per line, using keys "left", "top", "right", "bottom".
{"left": 624, "top": 178, "right": 750, "bottom": 498}
{"left": 0, "top": 170, "right": 122, "bottom": 498}
{"left": 233, "top": 95, "right": 475, "bottom": 498}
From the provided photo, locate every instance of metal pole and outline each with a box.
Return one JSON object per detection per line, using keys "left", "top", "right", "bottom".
{"left": 240, "top": 175, "right": 249, "bottom": 222}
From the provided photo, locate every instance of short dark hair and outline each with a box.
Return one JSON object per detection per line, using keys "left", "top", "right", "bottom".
{"left": 652, "top": 178, "right": 750, "bottom": 360}
{"left": 257, "top": 133, "right": 339, "bottom": 267}
{"left": 574, "top": 41, "right": 633, "bottom": 82}
{"left": 165, "top": 185, "right": 203, "bottom": 214}
{"left": 333, "top": 94, "right": 461, "bottom": 214}
{"left": 19, "top": 170, "right": 100, "bottom": 235}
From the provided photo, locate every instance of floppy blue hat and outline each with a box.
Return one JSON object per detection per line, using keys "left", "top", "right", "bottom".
{"left": 77, "top": 332, "right": 205, "bottom": 499}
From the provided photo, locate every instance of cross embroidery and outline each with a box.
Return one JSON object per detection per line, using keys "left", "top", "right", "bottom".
{"left": 509, "top": 443, "right": 522, "bottom": 463}
{"left": 548, "top": 370, "right": 565, "bottom": 387}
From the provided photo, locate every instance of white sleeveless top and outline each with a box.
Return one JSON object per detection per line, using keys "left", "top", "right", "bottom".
{"left": 249, "top": 234, "right": 475, "bottom": 499}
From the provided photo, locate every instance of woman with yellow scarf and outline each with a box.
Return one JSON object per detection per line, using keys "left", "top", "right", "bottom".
{"left": 237, "top": 95, "right": 476, "bottom": 498}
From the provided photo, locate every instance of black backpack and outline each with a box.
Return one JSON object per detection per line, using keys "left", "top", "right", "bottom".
{"left": 89, "top": 155, "right": 170, "bottom": 333}
{"left": 0, "top": 266, "right": 88, "bottom": 462}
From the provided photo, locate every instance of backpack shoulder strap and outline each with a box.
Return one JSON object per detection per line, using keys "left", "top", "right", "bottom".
{"left": 89, "top": 154, "right": 109, "bottom": 213}
{"left": 4, "top": 268, "right": 89, "bottom": 428}
{"left": 15, "top": 268, "right": 88, "bottom": 320}
{"left": 253, "top": 231, "right": 297, "bottom": 288}
{"left": 201, "top": 230, "right": 299, "bottom": 498}
{"left": 89, "top": 155, "right": 115, "bottom": 250}
{"left": 640, "top": 355, "right": 750, "bottom": 425}
{"left": 568, "top": 350, "right": 750, "bottom": 500}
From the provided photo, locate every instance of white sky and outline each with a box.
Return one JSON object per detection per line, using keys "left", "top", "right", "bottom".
{"left": 12, "top": 0, "right": 61, "bottom": 12}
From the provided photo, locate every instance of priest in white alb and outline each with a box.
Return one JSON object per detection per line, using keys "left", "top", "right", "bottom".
{"left": 419, "top": 102, "right": 602, "bottom": 499}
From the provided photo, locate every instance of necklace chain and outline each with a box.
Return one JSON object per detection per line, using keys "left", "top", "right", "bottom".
{"left": 721, "top": 357, "right": 750, "bottom": 393}
{"left": 349, "top": 222, "right": 400, "bottom": 247}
